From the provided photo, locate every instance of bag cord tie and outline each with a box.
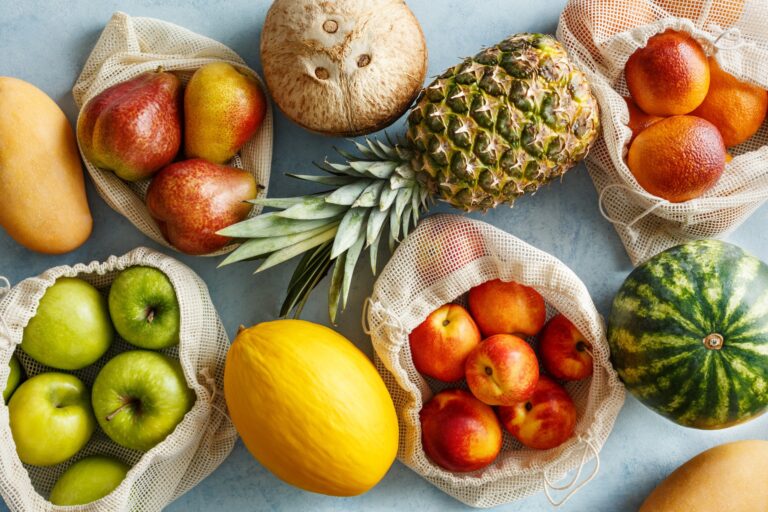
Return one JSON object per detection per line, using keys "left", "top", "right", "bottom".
{"left": 198, "top": 367, "right": 232, "bottom": 426}
{"left": 362, "top": 297, "right": 407, "bottom": 349}
{"left": 543, "top": 436, "right": 600, "bottom": 507}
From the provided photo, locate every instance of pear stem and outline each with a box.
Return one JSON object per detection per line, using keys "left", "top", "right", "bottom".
{"left": 105, "top": 399, "right": 137, "bottom": 422}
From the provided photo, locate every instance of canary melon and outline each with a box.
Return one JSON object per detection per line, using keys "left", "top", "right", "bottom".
{"left": 223, "top": 319, "right": 398, "bottom": 496}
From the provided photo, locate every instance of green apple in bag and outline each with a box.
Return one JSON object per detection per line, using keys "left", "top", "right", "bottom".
{"left": 3, "top": 354, "right": 23, "bottom": 402}
{"left": 92, "top": 350, "right": 194, "bottom": 451}
{"left": 108, "top": 266, "right": 180, "bottom": 350}
{"left": 9, "top": 372, "right": 95, "bottom": 466}
{"left": 50, "top": 455, "right": 130, "bottom": 506}
{"left": 22, "top": 277, "right": 113, "bottom": 370}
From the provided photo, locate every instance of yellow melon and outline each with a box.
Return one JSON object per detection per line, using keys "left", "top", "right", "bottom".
{"left": 224, "top": 319, "right": 399, "bottom": 496}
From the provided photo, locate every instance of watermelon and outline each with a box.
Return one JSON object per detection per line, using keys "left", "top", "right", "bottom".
{"left": 608, "top": 240, "right": 768, "bottom": 429}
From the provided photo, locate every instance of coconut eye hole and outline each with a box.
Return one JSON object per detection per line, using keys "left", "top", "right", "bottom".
{"left": 357, "top": 54, "right": 371, "bottom": 68}
{"left": 315, "top": 67, "right": 330, "bottom": 80}
{"left": 322, "top": 20, "right": 338, "bottom": 34}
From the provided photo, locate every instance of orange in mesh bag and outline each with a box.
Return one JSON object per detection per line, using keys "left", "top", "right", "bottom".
{"left": 366, "top": 214, "right": 625, "bottom": 508}
{"left": 557, "top": 0, "right": 768, "bottom": 265}
{"left": 72, "top": 12, "right": 273, "bottom": 257}
{"left": 0, "top": 247, "right": 236, "bottom": 512}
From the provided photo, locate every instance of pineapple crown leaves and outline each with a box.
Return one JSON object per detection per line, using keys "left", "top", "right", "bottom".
{"left": 218, "top": 138, "right": 430, "bottom": 323}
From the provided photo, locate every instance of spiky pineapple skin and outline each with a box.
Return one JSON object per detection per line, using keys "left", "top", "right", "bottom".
{"left": 407, "top": 33, "right": 600, "bottom": 211}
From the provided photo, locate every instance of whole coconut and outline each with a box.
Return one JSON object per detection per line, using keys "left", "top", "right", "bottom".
{"left": 260, "top": 0, "right": 428, "bottom": 136}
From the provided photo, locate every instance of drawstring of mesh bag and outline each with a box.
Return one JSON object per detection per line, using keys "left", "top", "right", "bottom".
{"left": 542, "top": 436, "right": 600, "bottom": 507}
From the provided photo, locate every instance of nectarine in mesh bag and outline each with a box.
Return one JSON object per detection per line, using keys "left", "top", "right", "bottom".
{"left": 558, "top": 0, "right": 768, "bottom": 264}
{"left": 0, "top": 247, "right": 236, "bottom": 511}
{"left": 366, "top": 214, "right": 625, "bottom": 508}
{"left": 72, "top": 12, "right": 273, "bottom": 256}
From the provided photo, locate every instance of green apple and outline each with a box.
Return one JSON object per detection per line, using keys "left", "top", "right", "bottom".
{"left": 9, "top": 372, "right": 95, "bottom": 466}
{"left": 3, "top": 354, "right": 24, "bottom": 402}
{"left": 108, "top": 266, "right": 180, "bottom": 350}
{"left": 92, "top": 350, "right": 194, "bottom": 451}
{"left": 49, "top": 455, "right": 130, "bottom": 506}
{"left": 22, "top": 277, "right": 114, "bottom": 370}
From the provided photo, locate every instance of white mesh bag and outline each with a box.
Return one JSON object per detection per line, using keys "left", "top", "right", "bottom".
{"left": 557, "top": 0, "right": 768, "bottom": 265}
{"left": 72, "top": 11, "right": 273, "bottom": 256}
{"left": 366, "top": 214, "right": 625, "bottom": 508}
{"left": 0, "top": 247, "right": 237, "bottom": 512}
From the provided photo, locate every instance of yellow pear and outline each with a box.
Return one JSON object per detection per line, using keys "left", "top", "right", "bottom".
{"left": 0, "top": 77, "right": 92, "bottom": 254}
{"left": 184, "top": 62, "right": 266, "bottom": 164}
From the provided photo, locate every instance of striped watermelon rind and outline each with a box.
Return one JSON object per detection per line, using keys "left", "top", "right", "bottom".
{"left": 608, "top": 240, "right": 768, "bottom": 429}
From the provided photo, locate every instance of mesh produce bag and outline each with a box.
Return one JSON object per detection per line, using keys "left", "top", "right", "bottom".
{"left": 0, "top": 247, "right": 237, "bottom": 512}
{"left": 366, "top": 215, "right": 625, "bottom": 508}
{"left": 72, "top": 12, "right": 273, "bottom": 256}
{"left": 557, "top": 0, "right": 768, "bottom": 265}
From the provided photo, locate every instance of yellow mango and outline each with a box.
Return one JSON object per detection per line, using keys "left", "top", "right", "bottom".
{"left": 640, "top": 440, "right": 768, "bottom": 511}
{"left": 0, "top": 77, "right": 92, "bottom": 254}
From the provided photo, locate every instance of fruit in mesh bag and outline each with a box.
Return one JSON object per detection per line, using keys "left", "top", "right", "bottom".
{"left": 184, "top": 62, "right": 267, "bottom": 164}
{"left": 8, "top": 372, "right": 96, "bottom": 466}
{"left": 91, "top": 350, "right": 194, "bottom": 452}
{"left": 218, "top": 33, "right": 600, "bottom": 321}
{"left": 108, "top": 266, "right": 181, "bottom": 350}
{"left": 49, "top": 455, "right": 130, "bottom": 506}
{"left": 497, "top": 375, "right": 577, "bottom": 450}
{"left": 409, "top": 304, "right": 481, "bottom": 382}
{"left": 468, "top": 279, "right": 547, "bottom": 337}
{"left": 77, "top": 70, "right": 182, "bottom": 182}
{"left": 146, "top": 158, "right": 258, "bottom": 255}
{"left": 21, "top": 277, "right": 114, "bottom": 371}
{"left": 627, "top": 115, "right": 726, "bottom": 202}
{"left": 624, "top": 96, "right": 662, "bottom": 142}
{"left": 465, "top": 334, "right": 539, "bottom": 406}
{"left": 625, "top": 30, "right": 710, "bottom": 116}
{"left": 3, "top": 354, "right": 24, "bottom": 402}
{"left": 692, "top": 57, "right": 768, "bottom": 148}
{"left": 420, "top": 389, "right": 502, "bottom": 472}
{"left": 538, "top": 313, "right": 594, "bottom": 381}
{"left": 224, "top": 320, "right": 398, "bottom": 496}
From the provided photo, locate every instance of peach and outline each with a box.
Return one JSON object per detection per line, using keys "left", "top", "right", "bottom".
{"left": 468, "top": 279, "right": 546, "bottom": 337}
{"left": 408, "top": 304, "right": 481, "bottom": 382}
{"left": 498, "top": 376, "right": 577, "bottom": 450}
{"left": 539, "top": 314, "right": 593, "bottom": 381}
{"left": 465, "top": 334, "right": 539, "bottom": 406}
{"left": 625, "top": 30, "right": 710, "bottom": 116}
{"left": 420, "top": 389, "right": 502, "bottom": 472}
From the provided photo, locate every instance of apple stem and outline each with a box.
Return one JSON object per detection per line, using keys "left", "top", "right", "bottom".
{"left": 145, "top": 307, "right": 156, "bottom": 324}
{"left": 105, "top": 399, "right": 137, "bottom": 422}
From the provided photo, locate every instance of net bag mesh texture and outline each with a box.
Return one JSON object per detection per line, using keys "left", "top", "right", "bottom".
{"left": 557, "top": 0, "right": 768, "bottom": 265}
{"left": 0, "top": 247, "right": 237, "bottom": 512}
{"left": 72, "top": 12, "right": 273, "bottom": 257}
{"left": 366, "top": 214, "right": 625, "bottom": 508}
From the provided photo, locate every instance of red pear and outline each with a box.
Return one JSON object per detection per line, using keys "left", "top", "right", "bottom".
{"left": 146, "top": 159, "right": 257, "bottom": 255}
{"left": 78, "top": 70, "right": 182, "bottom": 182}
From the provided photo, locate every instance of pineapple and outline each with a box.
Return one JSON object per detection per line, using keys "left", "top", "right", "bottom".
{"left": 219, "top": 33, "right": 600, "bottom": 321}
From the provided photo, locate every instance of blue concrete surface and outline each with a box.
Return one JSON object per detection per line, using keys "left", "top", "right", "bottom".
{"left": 1, "top": 1, "right": 766, "bottom": 511}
